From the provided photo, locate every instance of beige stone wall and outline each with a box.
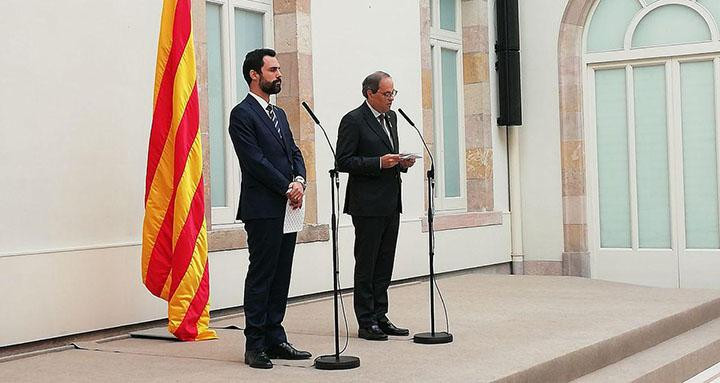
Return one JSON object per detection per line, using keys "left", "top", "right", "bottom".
{"left": 274, "top": 0, "right": 317, "bottom": 224}
{"left": 462, "top": 0, "right": 493, "bottom": 212}
{"left": 420, "top": 0, "right": 496, "bottom": 226}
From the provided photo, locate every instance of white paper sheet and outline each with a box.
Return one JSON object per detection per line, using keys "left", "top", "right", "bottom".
{"left": 283, "top": 198, "right": 305, "bottom": 234}
{"left": 399, "top": 152, "right": 422, "bottom": 160}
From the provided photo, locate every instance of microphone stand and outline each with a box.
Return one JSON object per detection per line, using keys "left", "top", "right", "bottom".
{"left": 397, "top": 108, "right": 453, "bottom": 345}
{"left": 302, "top": 102, "right": 360, "bottom": 370}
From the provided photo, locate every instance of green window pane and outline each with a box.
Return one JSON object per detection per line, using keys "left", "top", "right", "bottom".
{"left": 632, "top": 5, "right": 711, "bottom": 49}
{"left": 234, "top": 9, "right": 264, "bottom": 101}
{"left": 586, "top": 0, "right": 641, "bottom": 53}
{"left": 441, "top": 48, "right": 460, "bottom": 198}
{"left": 681, "top": 61, "right": 719, "bottom": 249}
{"left": 596, "top": 68, "right": 631, "bottom": 248}
{"left": 439, "top": 0, "right": 456, "bottom": 32}
{"left": 207, "top": 3, "right": 226, "bottom": 207}
{"left": 698, "top": 1, "right": 720, "bottom": 32}
{"left": 634, "top": 65, "right": 671, "bottom": 248}
{"left": 430, "top": 0, "right": 434, "bottom": 27}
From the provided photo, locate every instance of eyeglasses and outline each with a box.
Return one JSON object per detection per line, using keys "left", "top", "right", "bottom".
{"left": 380, "top": 89, "right": 398, "bottom": 98}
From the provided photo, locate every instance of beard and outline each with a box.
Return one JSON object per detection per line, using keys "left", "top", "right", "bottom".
{"left": 260, "top": 78, "right": 282, "bottom": 94}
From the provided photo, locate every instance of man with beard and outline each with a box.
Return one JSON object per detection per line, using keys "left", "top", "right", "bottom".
{"left": 336, "top": 71, "right": 415, "bottom": 341}
{"left": 228, "top": 48, "right": 311, "bottom": 369}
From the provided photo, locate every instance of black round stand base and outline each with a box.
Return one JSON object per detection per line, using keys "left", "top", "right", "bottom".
{"left": 314, "top": 355, "right": 361, "bottom": 370}
{"left": 413, "top": 331, "right": 453, "bottom": 344}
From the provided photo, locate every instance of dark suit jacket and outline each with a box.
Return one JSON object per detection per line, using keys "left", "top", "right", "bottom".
{"left": 228, "top": 94, "right": 306, "bottom": 221}
{"left": 336, "top": 102, "right": 405, "bottom": 217}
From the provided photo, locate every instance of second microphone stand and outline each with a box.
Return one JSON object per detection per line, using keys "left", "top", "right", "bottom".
{"left": 412, "top": 163, "right": 453, "bottom": 344}
{"left": 314, "top": 167, "right": 361, "bottom": 369}
{"left": 396, "top": 108, "right": 453, "bottom": 345}
{"left": 302, "top": 102, "right": 360, "bottom": 370}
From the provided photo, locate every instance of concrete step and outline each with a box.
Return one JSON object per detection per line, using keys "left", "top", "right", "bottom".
{"left": 571, "top": 318, "right": 720, "bottom": 383}
{"left": 685, "top": 361, "right": 720, "bottom": 383}
{"left": 499, "top": 294, "right": 720, "bottom": 383}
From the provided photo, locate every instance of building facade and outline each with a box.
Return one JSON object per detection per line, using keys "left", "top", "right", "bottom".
{"left": 1, "top": 0, "right": 718, "bottom": 347}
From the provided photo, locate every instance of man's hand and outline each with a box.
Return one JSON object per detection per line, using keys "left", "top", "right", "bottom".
{"left": 287, "top": 181, "right": 304, "bottom": 210}
{"left": 399, "top": 157, "right": 416, "bottom": 168}
{"left": 289, "top": 198, "right": 303, "bottom": 210}
{"left": 380, "top": 154, "right": 401, "bottom": 169}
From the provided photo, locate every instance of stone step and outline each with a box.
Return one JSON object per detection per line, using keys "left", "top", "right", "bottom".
{"left": 497, "top": 295, "right": 720, "bottom": 382}
{"left": 571, "top": 318, "right": 720, "bottom": 383}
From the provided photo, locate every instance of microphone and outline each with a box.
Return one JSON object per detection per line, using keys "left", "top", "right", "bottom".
{"left": 302, "top": 101, "right": 337, "bottom": 163}
{"left": 302, "top": 101, "right": 321, "bottom": 125}
{"left": 397, "top": 108, "right": 434, "bottom": 174}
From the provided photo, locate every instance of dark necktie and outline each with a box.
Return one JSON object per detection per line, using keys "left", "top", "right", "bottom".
{"left": 379, "top": 114, "right": 393, "bottom": 148}
{"left": 266, "top": 104, "right": 281, "bottom": 137}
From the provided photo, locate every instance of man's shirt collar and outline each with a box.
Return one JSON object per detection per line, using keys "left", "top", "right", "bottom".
{"left": 366, "top": 100, "right": 382, "bottom": 118}
{"left": 249, "top": 91, "right": 270, "bottom": 111}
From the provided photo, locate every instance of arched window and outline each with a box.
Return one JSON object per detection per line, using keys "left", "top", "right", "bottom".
{"left": 583, "top": 0, "right": 720, "bottom": 287}
{"left": 586, "top": 0, "right": 719, "bottom": 55}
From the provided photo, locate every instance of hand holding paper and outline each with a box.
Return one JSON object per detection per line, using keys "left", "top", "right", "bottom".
{"left": 399, "top": 153, "right": 420, "bottom": 168}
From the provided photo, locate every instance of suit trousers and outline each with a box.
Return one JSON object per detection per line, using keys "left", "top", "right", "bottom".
{"left": 351, "top": 213, "right": 400, "bottom": 328}
{"left": 243, "top": 218, "right": 297, "bottom": 352}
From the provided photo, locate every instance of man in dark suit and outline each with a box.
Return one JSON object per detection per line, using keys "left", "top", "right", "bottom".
{"left": 336, "top": 71, "right": 416, "bottom": 341}
{"left": 228, "top": 48, "right": 311, "bottom": 369}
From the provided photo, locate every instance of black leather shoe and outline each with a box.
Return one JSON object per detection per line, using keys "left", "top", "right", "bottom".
{"left": 379, "top": 320, "right": 410, "bottom": 336}
{"left": 266, "top": 342, "right": 312, "bottom": 360}
{"left": 358, "top": 324, "right": 388, "bottom": 341}
{"left": 244, "top": 350, "right": 273, "bottom": 369}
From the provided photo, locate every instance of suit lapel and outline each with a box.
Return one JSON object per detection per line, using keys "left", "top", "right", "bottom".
{"left": 244, "top": 94, "right": 287, "bottom": 152}
{"left": 277, "top": 115, "right": 294, "bottom": 165}
{"left": 360, "top": 103, "right": 394, "bottom": 152}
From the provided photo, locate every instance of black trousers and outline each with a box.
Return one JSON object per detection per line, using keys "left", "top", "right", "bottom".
{"left": 243, "top": 218, "right": 297, "bottom": 352}
{"left": 351, "top": 213, "right": 400, "bottom": 328}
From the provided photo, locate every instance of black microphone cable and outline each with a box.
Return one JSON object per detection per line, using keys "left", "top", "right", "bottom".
{"left": 334, "top": 184, "right": 351, "bottom": 355}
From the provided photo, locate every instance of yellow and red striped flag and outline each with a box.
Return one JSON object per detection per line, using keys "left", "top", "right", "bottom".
{"left": 141, "top": 0, "right": 217, "bottom": 341}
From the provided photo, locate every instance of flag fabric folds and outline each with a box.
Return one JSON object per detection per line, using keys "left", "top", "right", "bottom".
{"left": 141, "top": 0, "right": 217, "bottom": 342}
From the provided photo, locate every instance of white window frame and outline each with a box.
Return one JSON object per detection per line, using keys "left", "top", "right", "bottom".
{"left": 207, "top": 0, "right": 274, "bottom": 226}
{"left": 431, "top": 0, "right": 462, "bottom": 42}
{"left": 430, "top": 0, "right": 467, "bottom": 211}
{"left": 583, "top": 0, "right": 720, "bottom": 286}
{"left": 584, "top": 0, "right": 720, "bottom": 65}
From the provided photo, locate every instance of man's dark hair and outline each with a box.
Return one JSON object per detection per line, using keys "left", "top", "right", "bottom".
{"left": 362, "top": 71, "right": 391, "bottom": 98}
{"left": 242, "top": 48, "right": 276, "bottom": 85}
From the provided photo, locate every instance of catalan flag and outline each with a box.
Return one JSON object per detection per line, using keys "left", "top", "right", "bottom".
{"left": 141, "top": 0, "right": 217, "bottom": 341}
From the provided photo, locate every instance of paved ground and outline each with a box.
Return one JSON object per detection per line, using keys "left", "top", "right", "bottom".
{"left": 3, "top": 274, "right": 720, "bottom": 382}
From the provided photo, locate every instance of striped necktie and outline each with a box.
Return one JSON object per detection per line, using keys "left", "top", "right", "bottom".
{"left": 266, "top": 104, "right": 281, "bottom": 137}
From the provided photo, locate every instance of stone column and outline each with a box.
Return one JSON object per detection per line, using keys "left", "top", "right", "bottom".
{"left": 274, "top": 0, "right": 318, "bottom": 224}
{"left": 558, "top": 0, "right": 596, "bottom": 276}
{"left": 462, "top": 0, "right": 493, "bottom": 212}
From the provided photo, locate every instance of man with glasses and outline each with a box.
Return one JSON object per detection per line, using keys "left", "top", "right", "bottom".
{"left": 336, "top": 71, "right": 416, "bottom": 341}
